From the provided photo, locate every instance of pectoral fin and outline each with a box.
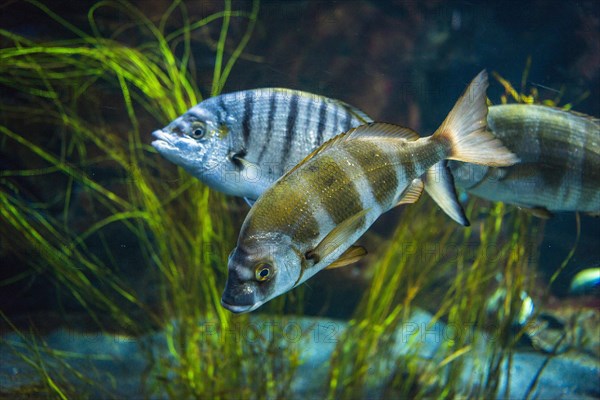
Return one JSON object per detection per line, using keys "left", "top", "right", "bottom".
{"left": 230, "top": 151, "right": 256, "bottom": 170}
{"left": 306, "top": 208, "right": 370, "bottom": 264}
{"left": 324, "top": 245, "right": 368, "bottom": 270}
{"left": 244, "top": 197, "right": 256, "bottom": 207}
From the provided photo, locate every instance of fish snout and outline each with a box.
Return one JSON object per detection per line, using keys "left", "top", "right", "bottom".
{"left": 221, "top": 276, "right": 258, "bottom": 313}
{"left": 151, "top": 129, "right": 171, "bottom": 142}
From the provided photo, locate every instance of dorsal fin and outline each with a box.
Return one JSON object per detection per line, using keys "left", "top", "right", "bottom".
{"left": 281, "top": 132, "right": 349, "bottom": 179}
{"left": 334, "top": 100, "right": 375, "bottom": 124}
{"left": 346, "top": 122, "right": 421, "bottom": 141}
{"left": 282, "top": 122, "right": 420, "bottom": 180}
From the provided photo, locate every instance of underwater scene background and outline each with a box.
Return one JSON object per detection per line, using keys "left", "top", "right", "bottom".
{"left": 1, "top": 0, "right": 598, "bottom": 399}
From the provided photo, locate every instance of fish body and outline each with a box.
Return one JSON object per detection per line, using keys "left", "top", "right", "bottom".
{"left": 153, "top": 87, "right": 469, "bottom": 224}
{"left": 569, "top": 268, "right": 600, "bottom": 294}
{"left": 450, "top": 104, "right": 600, "bottom": 214}
{"left": 221, "top": 71, "right": 519, "bottom": 313}
{"left": 151, "top": 88, "right": 371, "bottom": 202}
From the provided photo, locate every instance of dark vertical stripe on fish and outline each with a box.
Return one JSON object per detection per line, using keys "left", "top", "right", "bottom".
{"left": 331, "top": 106, "right": 339, "bottom": 134}
{"left": 308, "top": 155, "right": 364, "bottom": 225}
{"left": 257, "top": 91, "right": 278, "bottom": 163}
{"left": 216, "top": 95, "right": 228, "bottom": 120}
{"left": 344, "top": 142, "right": 398, "bottom": 207}
{"left": 342, "top": 106, "right": 353, "bottom": 131}
{"left": 316, "top": 99, "right": 328, "bottom": 146}
{"left": 540, "top": 135, "right": 568, "bottom": 193}
{"left": 281, "top": 93, "right": 299, "bottom": 168}
{"left": 241, "top": 91, "right": 254, "bottom": 148}
{"left": 580, "top": 139, "right": 599, "bottom": 209}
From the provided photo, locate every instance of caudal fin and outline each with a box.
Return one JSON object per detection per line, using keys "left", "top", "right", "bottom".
{"left": 433, "top": 70, "right": 519, "bottom": 167}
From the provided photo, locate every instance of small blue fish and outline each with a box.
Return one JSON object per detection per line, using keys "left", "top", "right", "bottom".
{"left": 569, "top": 268, "right": 600, "bottom": 294}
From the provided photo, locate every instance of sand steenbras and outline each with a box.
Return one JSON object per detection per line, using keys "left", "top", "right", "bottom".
{"left": 450, "top": 104, "right": 600, "bottom": 216}
{"left": 221, "top": 71, "right": 519, "bottom": 313}
{"left": 151, "top": 88, "right": 371, "bottom": 203}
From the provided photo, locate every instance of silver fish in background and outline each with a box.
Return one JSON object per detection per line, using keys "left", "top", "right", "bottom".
{"left": 450, "top": 104, "right": 600, "bottom": 216}
{"left": 151, "top": 88, "right": 371, "bottom": 203}
{"left": 221, "top": 71, "right": 519, "bottom": 313}
{"left": 152, "top": 88, "right": 469, "bottom": 224}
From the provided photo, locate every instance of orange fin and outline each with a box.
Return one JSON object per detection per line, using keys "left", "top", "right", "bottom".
{"left": 434, "top": 70, "right": 519, "bottom": 167}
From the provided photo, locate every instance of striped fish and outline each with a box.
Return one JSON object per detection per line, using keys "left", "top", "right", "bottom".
{"left": 151, "top": 88, "right": 371, "bottom": 202}
{"left": 450, "top": 104, "right": 600, "bottom": 216}
{"left": 221, "top": 71, "right": 519, "bottom": 313}
{"left": 152, "top": 88, "right": 470, "bottom": 224}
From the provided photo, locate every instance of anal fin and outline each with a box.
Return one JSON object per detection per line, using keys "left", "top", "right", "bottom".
{"left": 423, "top": 161, "right": 469, "bottom": 226}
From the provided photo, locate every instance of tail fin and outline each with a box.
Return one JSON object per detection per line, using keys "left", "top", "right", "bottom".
{"left": 433, "top": 70, "right": 519, "bottom": 167}
{"left": 423, "top": 161, "right": 469, "bottom": 226}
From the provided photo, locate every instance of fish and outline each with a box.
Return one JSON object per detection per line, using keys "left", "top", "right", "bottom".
{"left": 152, "top": 88, "right": 471, "bottom": 224}
{"left": 449, "top": 104, "right": 600, "bottom": 216}
{"left": 485, "top": 274, "right": 534, "bottom": 327}
{"left": 151, "top": 88, "right": 372, "bottom": 204}
{"left": 569, "top": 267, "right": 600, "bottom": 294}
{"left": 221, "top": 71, "right": 519, "bottom": 313}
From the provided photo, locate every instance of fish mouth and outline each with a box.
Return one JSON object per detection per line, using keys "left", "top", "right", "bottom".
{"left": 220, "top": 298, "right": 260, "bottom": 314}
{"left": 151, "top": 130, "right": 175, "bottom": 149}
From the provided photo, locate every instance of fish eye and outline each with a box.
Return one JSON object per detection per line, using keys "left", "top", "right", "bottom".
{"left": 189, "top": 121, "right": 206, "bottom": 140}
{"left": 255, "top": 263, "right": 273, "bottom": 282}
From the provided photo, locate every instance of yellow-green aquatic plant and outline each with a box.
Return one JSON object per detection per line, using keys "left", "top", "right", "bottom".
{"left": 493, "top": 57, "right": 590, "bottom": 109}
{"left": 1, "top": 1, "right": 300, "bottom": 398}
{"left": 326, "top": 197, "right": 542, "bottom": 399}
{"left": 1, "top": 3, "right": 576, "bottom": 398}
{"left": 324, "top": 64, "right": 590, "bottom": 397}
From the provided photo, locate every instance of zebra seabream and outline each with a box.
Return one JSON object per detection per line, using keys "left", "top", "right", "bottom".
{"left": 221, "top": 71, "right": 519, "bottom": 313}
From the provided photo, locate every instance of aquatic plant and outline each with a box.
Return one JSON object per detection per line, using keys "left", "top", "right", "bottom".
{"left": 323, "top": 63, "right": 568, "bottom": 397}
{"left": 1, "top": 2, "right": 585, "bottom": 398}
{"left": 325, "top": 198, "right": 541, "bottom": 398}
{"left": 324, "top": 63, "right": 596, "bottom": 398}
{"left": 493, "top": 57, "right": 590, "bottom": 109}
{"left": 1, "top": 0, "right": 300, "bottom": 398}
